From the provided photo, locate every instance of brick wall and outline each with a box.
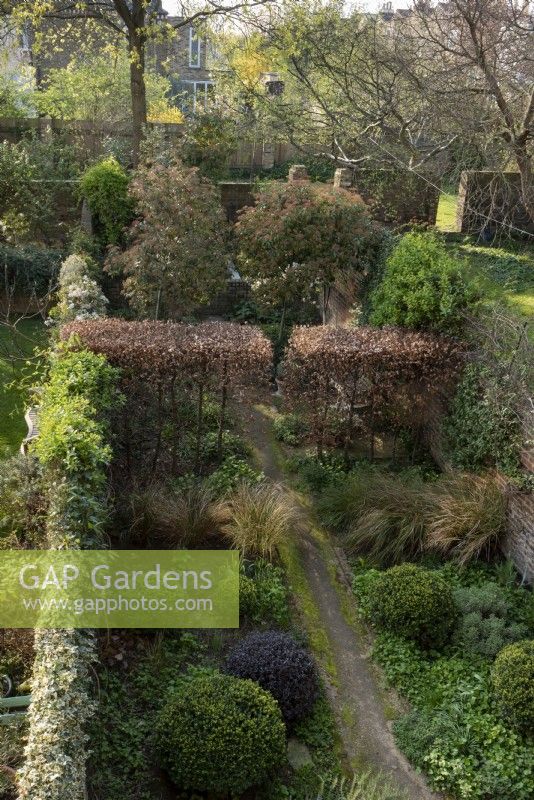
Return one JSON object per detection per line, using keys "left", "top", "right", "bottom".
{"left": 335, "top": 166, "right": 439, "bottom": 225}
{"left": 219, "top": 182, "right": 255, "bottom": 222}
{"left": 196, "top": 280, "right": 251, "bottom": 318}
{"left": 456, "top": 170, "right": 534, "bottom": 237}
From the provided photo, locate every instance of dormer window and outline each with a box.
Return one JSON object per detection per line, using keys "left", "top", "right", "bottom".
{"left": 189, "top": 27, "right": 201, "bottom": 68}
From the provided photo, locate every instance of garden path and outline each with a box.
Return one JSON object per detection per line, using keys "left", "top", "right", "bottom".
{"left": 241, "top": 404, "right": 439, "bottom": 800}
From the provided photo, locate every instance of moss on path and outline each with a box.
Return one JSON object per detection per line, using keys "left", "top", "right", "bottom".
{"left": 242, "top": 404, "right": 438, "bottom": 800}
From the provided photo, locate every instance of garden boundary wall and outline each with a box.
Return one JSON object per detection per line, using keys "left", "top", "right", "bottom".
{"left": 0, "top": 116, "right": 306, "bottom": 171}
{"left": 334, "top": 166, "right": 439, "bottom": 225}
{"left": 425, "top": 400, "right": 534, "bottom": 584}
{"left": 219, "top": 182, "right": 255, "bottom": 222}
{"left": 456, "top": 170, "right": 534, "bottom": 238}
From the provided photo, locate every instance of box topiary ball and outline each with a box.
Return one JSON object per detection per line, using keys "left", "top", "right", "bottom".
{"left": 368, "top": 563, "right": 456, "bottom": 649}
{"left": 492, "top": 639, "right": 534, "bottom": 733}
{"left": 156, "top": 670, "right": 286, "bottom": 795}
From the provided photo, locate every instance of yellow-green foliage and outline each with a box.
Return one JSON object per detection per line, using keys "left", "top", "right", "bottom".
{"left": 35, "top": 346, "right": 118, "bottom": 481}
{"left": 370, "top": 232, "right": 477, "bottom": 332}
{"left": 79, "top": 157, "right": 133, "bottom": 246}
{"left": 33, "top": 344, "right": 120, "bottom": 547}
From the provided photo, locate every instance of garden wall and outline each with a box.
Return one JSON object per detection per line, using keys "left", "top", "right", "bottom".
{"left": 0, "top": 116, "right": 306, "bottom": 171}
{"left": 425, "top": 401, "right": 534, "bottom": 584}
{"left": 219, "top": 182, "right": 255, "bottom": 222}
{"left": 334, "top": 166, "right": 439, "bottom": 225}
{"left": 456, "top": 170, "right": 534, "bottom": 237}
{"left": 0, "top": 116, "right": 185, "bottom": 162}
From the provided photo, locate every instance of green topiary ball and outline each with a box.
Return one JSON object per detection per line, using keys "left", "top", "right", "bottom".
{"left": 492, "top": 639, "right": 534, "bottom": 732}
{"left": 369, "top": 563, "right": 456, "bottom": 648}
{"left": 156, "top": 670, "right": 286, "bottom": 794}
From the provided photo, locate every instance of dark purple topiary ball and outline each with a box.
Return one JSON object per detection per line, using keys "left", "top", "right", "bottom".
{"left": 225, "top": 630, "right": 318, "bottom": 728}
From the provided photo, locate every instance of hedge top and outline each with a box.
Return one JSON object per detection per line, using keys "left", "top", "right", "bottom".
{"left": 60, "top": 319, "right": 273, "bottom": 380}
{"left": 283, "top": 324, "right": 465, "bottom": 387}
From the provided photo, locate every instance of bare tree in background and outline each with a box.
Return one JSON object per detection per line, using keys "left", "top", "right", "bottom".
{"left": 404, "top": 0, "right": 533, "bottom": 223}
{"left": 239, "top": 1, "right": 531, "bottom": 226}
{"left": 257, "top": 3, "right": 459, "bottom": 178}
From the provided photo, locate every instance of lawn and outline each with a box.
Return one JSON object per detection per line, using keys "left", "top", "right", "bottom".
{"left": 435, "top": 191, "right": 534, "bottom": 321}
{"left": 443, "top": 235, "right": 534, "bottom": 330}
{"left": 435, "top": 192, "right": 459, "bottom": 232}
{"left": 0, "top": 319, "right": 48, "bottom": 456}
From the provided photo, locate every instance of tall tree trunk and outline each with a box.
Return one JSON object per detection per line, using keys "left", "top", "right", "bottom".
{"left": 128, "top": 25, "right": 147, "bottom": 166}
{"left": 217, "top": 377, "right": 228, "bottom": 462}
{"left": 195, "top": 382, "right": 205, "bottom": 474}
{"left": 514, "top": 144, "right": 534, "bottom": 225}
{"left": 343, "top": 387, "right": 358, "bottom": 468}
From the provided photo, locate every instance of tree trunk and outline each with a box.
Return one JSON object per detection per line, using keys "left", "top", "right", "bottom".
{"left": 195, "top": 382, "right": 205, "bottom": 474}
{"left": 217, "top": 381, "right": 228, "bottom": 462}
{"left": 278, "top": 304, "right": 287, "bottom": 343}
{"left": 514, "top": 144, "right": 534, "bottom": 225}
{"left": 343, "top": 386, "right": 357, "bottom": 468}
{"left": 321, "top": 283, "right": 332, "bottom": 325}
{"left": 128, "top": 25, "right": 147, "bottom": 166}
{"left": 151, "top": 382, "right": 164, "bottom": 474}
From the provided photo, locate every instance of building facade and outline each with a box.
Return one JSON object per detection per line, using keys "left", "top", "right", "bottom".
{"left": 18, "top": 0, "right": 215, "bottom": 115}
{"left": 147, "top": 3, "right": 215, "bottom": 113}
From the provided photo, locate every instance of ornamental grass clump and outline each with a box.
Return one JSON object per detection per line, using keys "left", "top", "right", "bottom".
{"left": 223, "top": 482, "right": 296, "bottom": 560}
{"left": 339, "top": 470, "right": 431, "bottom": 566}
{"left": 225, "top": 630, "right": 318, "bottom": 728}
{"left": 156, "top": 670, "right": 286, "bottom": 794}
{"left": 320, "top": 468, "right": 506, "bottom": 568}
{"left": 313, "top": 771, "right": 410, "bottom": 800}
{"left": 368, "top": 563, "right": 456, "bottom": 649}
{"left": 129, "top": 483, "right": 230, "bottom": 548}
{"left": 317, "top": 466, "right": 381, "bottom": 532}
{"left": 492, "top": 639, "right": 534, "bottom": 733}
{"left": 425, "top": 473, "right": 506, "bottom": 564}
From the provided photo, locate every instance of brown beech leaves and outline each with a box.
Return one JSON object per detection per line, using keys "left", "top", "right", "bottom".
{"left": 281, "top": 325, "right": 464, "bottom": 458}
{"left": 61, "top": 319, "right": 272, "bottom": 483}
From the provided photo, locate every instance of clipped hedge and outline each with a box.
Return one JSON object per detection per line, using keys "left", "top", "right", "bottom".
{"left": 492, "top": 640, "right": 534, "bottom": 733}
{"left": 369, "top": 563, "right": 456, "bottom": 649}
{"left": 0, "top": 243, "right": 63, "bottom": 298}
{"left": 225, "top": 630, "right": 318, "bottom": 728}
{"left": 156, "top": 670, "right": 286, "bottom": 794}
{"left": 18, "top": 344, "right": 119, "bottom": 800}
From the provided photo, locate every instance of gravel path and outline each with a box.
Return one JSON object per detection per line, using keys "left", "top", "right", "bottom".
{"left": 242, "top": 404, "right": 439, "bottom": 800}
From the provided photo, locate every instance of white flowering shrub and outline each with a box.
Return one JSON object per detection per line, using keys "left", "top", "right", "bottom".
{"left": 62, "top": 274, "right": 108, "bottom": 321}
{"left": 58, "top": 254, "right": 87, "bottom": 287}
{"left": 49, "top": 254, "right": 108, "bottom": 324}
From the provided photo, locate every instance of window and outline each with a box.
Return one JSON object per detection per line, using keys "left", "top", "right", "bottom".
{"left": 180, "top": 81, "right": 214, "bottom": 113}
{"left": 189, "top": 27, "right": 201, "bottom": 68}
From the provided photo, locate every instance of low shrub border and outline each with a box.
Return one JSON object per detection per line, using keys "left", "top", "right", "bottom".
{"left": 353, "top": 561, "right": 534, "bottom": 800}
